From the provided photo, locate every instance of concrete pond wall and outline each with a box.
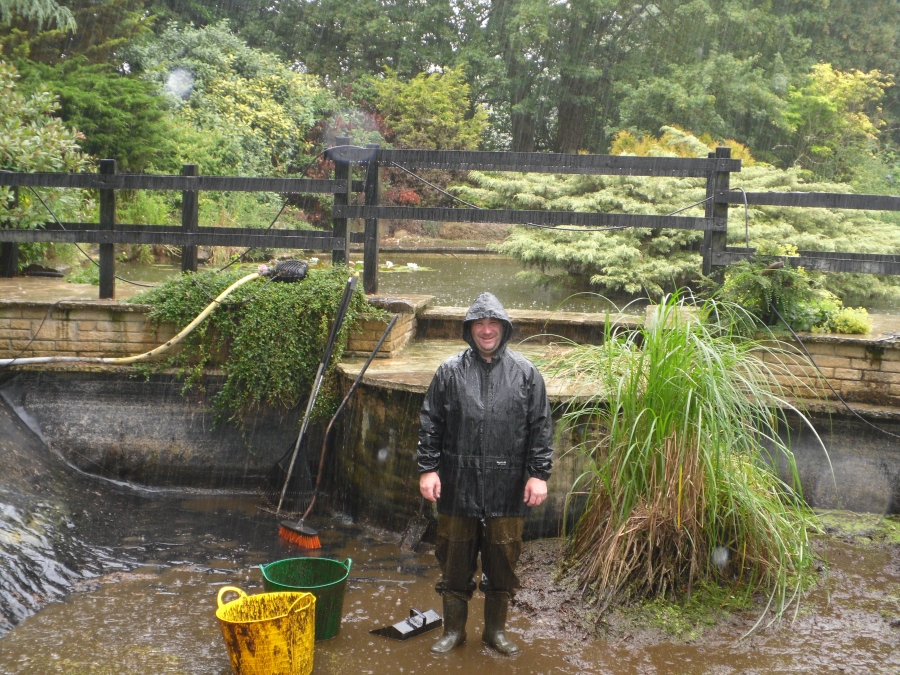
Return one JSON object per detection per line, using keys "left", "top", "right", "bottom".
{"left": 1, "top": 296, "right": 899, "bottom": 537}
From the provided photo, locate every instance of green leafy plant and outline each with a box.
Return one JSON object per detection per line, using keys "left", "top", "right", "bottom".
{"left": 719, "top": 248, "right": 873, "bottom": 334}
{"left": 127, "top": 22, "right": 334, "bottom": 176}
{"left": 67, "top": 262, "right": 99, "bottom": 285}
{"left": 542, "top": 295, "right": 821, "bottom": 631}
{"left": 814, "top": 306, "right": 872, "bottom": 335}
{"left": 372, "top": 67, "right": 486, "bottom": 151}
{"left": 15, "top": 58, "right": 176, "bottom": 172}
{"left": 129, "top": 266, "right": 374, "bottom": 425}
{"left": 0, "top": 57, "right": 92, "bottom": 269}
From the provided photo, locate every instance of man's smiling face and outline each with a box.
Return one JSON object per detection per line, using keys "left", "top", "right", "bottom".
{"left": 471, "top": 317, "right": 503, "bottom": 360}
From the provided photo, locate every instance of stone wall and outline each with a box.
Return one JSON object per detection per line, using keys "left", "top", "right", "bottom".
{"left": 0, "top": 300, "right": 177, "bottom": 359}
{"left": 0, "top": 298, "right": 418, "bottom": 362}
{"left": 345, "top": 312, "right": 415, "bottom": 357}
{"left": 345, "top": 293, "right": 432, "bottom": 357}
{"left": 3, "top": 298, "right": 900, "bottom": 408}
{"left": 757, "top": 336, "right": 900, "bottom": 407}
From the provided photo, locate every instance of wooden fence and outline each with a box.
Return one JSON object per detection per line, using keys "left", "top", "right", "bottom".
{"left": 2, "top": 143, "right": 900, "bottom": 297}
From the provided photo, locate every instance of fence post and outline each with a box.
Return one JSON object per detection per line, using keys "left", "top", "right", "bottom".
{"left": 363, "top": 143, "right": 380, "bottom": 294}
{"left": 1, "top": 187, "right": 18, "bottom": 277}
{"left": 99, "top": 159, "right": 116, "bottom": 299}
{"left": 332, "top": 136, "right": 351, "bottom": 266}
{"left": 180, "top": 164, "right": 200, "bottom": 273}
{"left": 702, "top": 147, "right": 730, "bottom": 277}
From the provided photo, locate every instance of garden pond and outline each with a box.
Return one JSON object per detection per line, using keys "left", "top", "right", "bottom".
{"left": 5, "top": 254, "right": 641, "bottom": 314}
{"left": 0, "top": 393, "right": 898, "bottom": 675}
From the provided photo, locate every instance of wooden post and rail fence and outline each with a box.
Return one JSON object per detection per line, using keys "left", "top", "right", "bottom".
{"left": 4, "top": 144, "right": 900, "bottom": 299}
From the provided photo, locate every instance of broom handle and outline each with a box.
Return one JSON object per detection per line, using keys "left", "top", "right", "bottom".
{"left": 301, "top": 314, "right": 398, "bottom": 521}
{"left": 275, "top": 275, "right": 358, "bottom": 516}
{"left": 275, "top": 363, "right": 324, "bottom": 516}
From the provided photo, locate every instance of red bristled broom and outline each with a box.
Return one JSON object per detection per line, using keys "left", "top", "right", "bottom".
{"left": 278, "top": 312, "right": 398, "bottom": 549}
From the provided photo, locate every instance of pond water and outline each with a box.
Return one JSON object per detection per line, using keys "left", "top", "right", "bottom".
{"left": 9, "top": 255, "right": 642, "bottom": 314}
{"left": 12, "top": 252, "right": 900, "bottom": 318}
{"left": 1, "top": 395, "right": 899, "bottom": 675}
{"left": 367, "top": 253, "right": 639, "bottom": 313}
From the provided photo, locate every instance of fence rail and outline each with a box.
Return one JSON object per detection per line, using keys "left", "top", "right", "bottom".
{"left": 716, "top": 190, "right": 900, "bottom": 211}
{"left": 336, "top": 206, "right": 727, "bottom": 231}
{"left": 0, "top": 171, "right": 344, "bottom": 194}
{"left": 714, "top": 248, "right": 900, "bottom": 275}
{"left": 328, "top": 147, "right": 741, "bottom": 177}
{"left": 0, "top": 222, "right": 362, "bottom": 249}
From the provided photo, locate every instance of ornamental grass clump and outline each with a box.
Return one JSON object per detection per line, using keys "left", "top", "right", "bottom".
{"left": 546, "top": 295, "right": 822, "bottom": 629}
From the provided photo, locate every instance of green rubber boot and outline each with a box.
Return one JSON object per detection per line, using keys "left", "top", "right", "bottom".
{"left": 430, "top": 594, "right": 468, "bottom": 654}
{"left": 482, "top": 592, "right": 519, "bottom": 655}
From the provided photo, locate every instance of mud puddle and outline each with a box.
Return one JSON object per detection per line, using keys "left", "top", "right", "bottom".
{"left": 0, "top": 505, "right": 898, "bottom": 674}
{"left": 1, "top": 394, "right": 898, "bottom": 673}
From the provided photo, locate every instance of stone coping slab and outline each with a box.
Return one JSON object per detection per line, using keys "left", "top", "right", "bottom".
{"left": 337, "top": 339, "right": 575, "bottom": 396}
{"left": 0, "top": 298, "right": 151, "bottom": 312}
{"left": 419, "top": 305, "right": 640, "bottom": 327}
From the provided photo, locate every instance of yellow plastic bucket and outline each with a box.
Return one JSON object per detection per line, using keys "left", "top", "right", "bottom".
{"left": 215, "top": 586, "right": 316, "bottom": 675}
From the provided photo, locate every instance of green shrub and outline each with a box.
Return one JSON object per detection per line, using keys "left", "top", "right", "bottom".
{"left": 67, "top": 263, "right": 100, "bottom": 285}
{"left": 373, "top": 68, "right": 486, "bottom": 150}
{"left": 816, "top": 306, "right": 873, "bottom": 335}
{"left": 719, "top": 250, "right": 873, "bottom": 335}
{"left": 129, "top": 266, "right": 374, "bottom": 425}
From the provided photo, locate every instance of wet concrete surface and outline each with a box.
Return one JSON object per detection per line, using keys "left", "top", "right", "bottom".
{"left": 338, "top": 339, "right": 576, "bottom": 396}
{"left": 1, "top": 394, "right": 899, "bottom": 674}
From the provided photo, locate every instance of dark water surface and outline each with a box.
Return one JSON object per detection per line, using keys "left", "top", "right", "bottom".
{"left": 4, "top": 255, "right": 641, "bottom": 314}
{"left": 372, "top": 253, "right": 639, "bottom": 313}
{"left": 1, "top": 395, "right": 898, "bottom": 674}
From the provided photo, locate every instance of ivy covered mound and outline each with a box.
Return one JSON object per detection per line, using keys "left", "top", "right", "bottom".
{"left": 128, "top": 266, "right": 371, "bottom": 425}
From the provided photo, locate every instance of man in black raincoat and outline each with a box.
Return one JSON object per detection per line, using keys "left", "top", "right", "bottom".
{"left": 418, "top": 292, "right": 553, "bottom": 655}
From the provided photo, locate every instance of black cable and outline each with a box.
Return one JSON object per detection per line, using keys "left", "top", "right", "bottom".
{"left": 388, "top": 161, "right": 483, "bottom": 208}
{"left": 27, "top": 187, "right": 156, "bottom": 287}
{"left": 214, "top": 199, "right": 289, "bottom": 273}
{"left": 0, "top": 299, "right": 64, "bottom": 370}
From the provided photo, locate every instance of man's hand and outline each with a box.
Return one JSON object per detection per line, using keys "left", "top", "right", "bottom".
{"left": 524, "top": 477, "right": 547, "bottom": 507}
{"left": 420, "top": 471, "right": 441, "bottom": 502}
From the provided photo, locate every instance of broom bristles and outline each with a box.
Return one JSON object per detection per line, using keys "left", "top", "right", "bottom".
{"left": 279, "top": 524, "right": 321, "bottom": 549}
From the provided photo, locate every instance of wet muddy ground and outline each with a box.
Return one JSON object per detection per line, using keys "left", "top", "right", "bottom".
{"left": 0, "top": 495, "right": 897, "bottom": 674}
{"left": 1, "top": 395, "right": 899, "bottom": 674}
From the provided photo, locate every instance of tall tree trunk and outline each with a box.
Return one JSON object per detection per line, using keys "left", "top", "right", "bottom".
{"left": 489, "top": 0, "right": 537, "bottom": 152}
{"left": 555, "top": 74, "right": 591, "bottom": 153}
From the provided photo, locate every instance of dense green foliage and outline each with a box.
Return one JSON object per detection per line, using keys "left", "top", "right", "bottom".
{"left": 0, "top": 0, "right": 74, "bottom": 31}
{"left": 2, "top": 0, "right": 149, "bottom": 64}
{"left": 127, "top": 22, "right": 334, "bottom": 176}
{"left": 373, "top": 68, "right": 486, "bottom": 150}
{"left": 3, "top": 1, "right": 900, "bottom": 307}
{"left": 718, "top": 252, "right": 872, "bottom": 334}
{"left": 0, "top": 58, "right": 90, "bottom": 267}
{"left": 544, "top": 296, "right": 818, "bottom": 625}
{"left": 146, "top": 0, "right": 900, "bottom": 167}
{"left": 129, "top": 266, "right": 372, "bottom": 424}
{"left": 15, "top": 59, "right": 175, "bottom": 171}
{"left": 457, "top": 128, "right": 900, "bottom": 305}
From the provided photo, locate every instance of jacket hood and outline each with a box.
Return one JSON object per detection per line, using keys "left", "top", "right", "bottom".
{"left": 462, "top": 292, "right": 513, "bottom": 353}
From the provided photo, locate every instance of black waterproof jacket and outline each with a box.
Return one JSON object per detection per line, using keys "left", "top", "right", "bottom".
{"left": 417, "top": 292, "right": 553, "bottom": 518}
